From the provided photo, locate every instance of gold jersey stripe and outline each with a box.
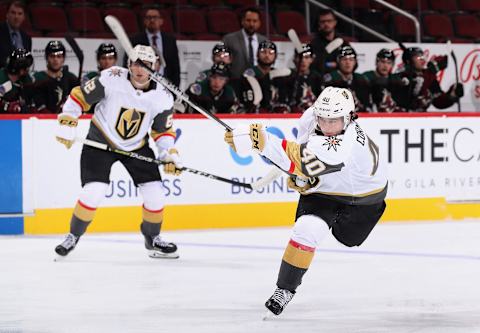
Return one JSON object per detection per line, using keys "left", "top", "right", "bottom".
{"left": 315, "top": 185, "right": 387, "bottom": 198}
{"left": 70, "top": 86, "right": 91, "bottom": 111}
{"left": 282, "top": 242, "right": 315, "bottom": 269}
{"left": 73, "top": 201, "right": 96, "bottom": 222}
{"left": 142, "top": 207, "right": 164, "bottom": 223}
{"left": 282, "top": 140, "right": 307, "bottom": 177}
{"left": 151, "top": 128, "right": 176, "bottom": 141}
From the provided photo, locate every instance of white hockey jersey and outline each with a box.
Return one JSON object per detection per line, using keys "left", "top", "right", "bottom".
{"left": 62, "top": 66, "right": 175, "bottom": 151}
{"left": 260, "top": 108, "right": 388, "bottom": 204}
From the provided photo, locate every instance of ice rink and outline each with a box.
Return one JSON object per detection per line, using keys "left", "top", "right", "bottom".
{"left": 1, "top": 220, "right": 480, "bottom": 333}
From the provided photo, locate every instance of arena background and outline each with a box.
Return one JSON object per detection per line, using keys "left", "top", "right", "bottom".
{"left": 1, "top": 31, "right": 480, "bottom": 235}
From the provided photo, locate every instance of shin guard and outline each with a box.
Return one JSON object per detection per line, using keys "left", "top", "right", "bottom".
{"left": 276, "top": 239, "right": 315, "bottom": 292}
{"left": 70, "top": 200, "right": 96, "bottom": 237}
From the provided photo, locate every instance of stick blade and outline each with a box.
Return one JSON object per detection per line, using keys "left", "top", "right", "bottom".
{"left": 287, "top": 29, "right": 303, "bottom": 53}
{"left": 250, "top": 168, "right": 283, "bottom": 191}
{"left": 104, "top": 15, "right": 134, "bottom": 61}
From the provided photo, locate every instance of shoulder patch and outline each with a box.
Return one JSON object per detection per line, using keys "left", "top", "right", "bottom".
{"left": 243, "top": 68, "right": 255, "bottom": 77}
{"left": 189, "top": 83, "right": 202, "bottom": 96}
{"left": 107, "top": 67, "right": 123, "bottom": 77}
{"left": 196, "top": 71, "right": 208, "bottom": 82}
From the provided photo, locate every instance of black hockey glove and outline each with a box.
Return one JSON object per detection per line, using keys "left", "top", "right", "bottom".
{"left": 427, "top": 55, "right": 448, "bottom": 74}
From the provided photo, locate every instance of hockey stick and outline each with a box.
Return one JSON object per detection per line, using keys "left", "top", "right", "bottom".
{"left": 325, "top": 38, "right": 344, "bottom": 54}
{"left": 104, "top": 15, "right": 232, "bottom": 131}
{"left": 65, "top": 35, "right": 84, "bottom": 80}
{"left": 77, "top": 138, "right": 278, "bottom": 190}
{"left": 287, "top": 29, "right": 303, "bottom": 53}
{"left": 104, "top": 15, "right": 286, "bottom": 183}
{"left": 446, "top": 40, "right": 461, "bottom": 112}
{"left": 0, "top": 81, "right": 12, "bottom": 97}
{"left": 243, "top": 74, "right": 263, "bottom": 105}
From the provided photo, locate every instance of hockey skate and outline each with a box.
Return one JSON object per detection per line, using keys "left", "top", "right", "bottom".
{"left": 144, "top": 235, "right": 179, "bottom": 259}
{"left": 265, "top": 288, "right": 295, "bottom": 316}
{"left": 55, "top": 233, "right": 79, "bottom": 257}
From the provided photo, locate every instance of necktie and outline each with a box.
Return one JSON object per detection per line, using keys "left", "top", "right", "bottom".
{"left": 151, "top": 35, "right": 158, "bottom": 50}
{"left": 11, "top": 31, "right": 19, "bottom": 48}
{"left": 248, "top": 36, "right": 254, "bottom": 66}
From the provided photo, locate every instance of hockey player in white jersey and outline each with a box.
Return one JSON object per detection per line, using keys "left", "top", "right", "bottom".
{"left": 225, "top": 86, "right": 387, "bottom": 315}
{"left": 54, "top": 45, "right": 182, "bottom": 259}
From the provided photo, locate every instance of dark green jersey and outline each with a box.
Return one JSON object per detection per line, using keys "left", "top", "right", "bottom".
{"left": 33, "top": 68, "right": 79, "bottom": 113}
{"left": 323, "top": 70, "right": 372, "bottom": 112}
{"left": 186, "top": 79, "right": 239, "bottom": 114}
{"left": 0, "top": 68, "right": 33, "bottom": 102}
{"left": 82, "top": 71, "right": 99, "bottom": 85}
{"left": 362, "top": 70, "right": 406, "bottom": 112}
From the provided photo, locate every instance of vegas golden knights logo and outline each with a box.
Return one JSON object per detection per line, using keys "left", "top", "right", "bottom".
{"left": 115, "top": 107, "right": 146, "bottom": 140}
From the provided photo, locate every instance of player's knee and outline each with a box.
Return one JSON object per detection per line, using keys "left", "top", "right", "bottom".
{"left": 78, "top": 182, "right": 109, "bottom": 208}
{"left": 139, "top": 181, "right": 165, "bottom": 211}
{"left": 291, "top": 214, "right": 330, "bottom": 248}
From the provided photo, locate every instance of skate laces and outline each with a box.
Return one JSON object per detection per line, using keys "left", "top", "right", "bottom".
{"left": 61, "top": 233, "right": 78, "bottom": 249}
{"left": 271, "top": 288, "right": 294, "bottom": 306}
{"left": 152, "top": 235, "right": 171, "bottom": 248}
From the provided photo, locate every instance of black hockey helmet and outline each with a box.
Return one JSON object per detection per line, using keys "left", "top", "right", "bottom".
{"left": 294, "top": 43, "right": 314, "bottom": 58}
{"left": 258, "top": 40, "right": 277, "bottom": 54}
{"left": 376, "top": 48, "right": 395, "bottom": 63}
{"left": 45, "top": 40, "right": 66, "bottom": 58}
{"left": 212, "top": 43, "right": 231, "bottom": 56}
{"left": 402, "top": 47, "right": 423, "bottom": 66}
{"left": 6, "top": 48, "right": 33, "bottom": 75}
{"left": 210, "top": 62, "right": 230, "bottom": 78}
{"left": 336, "top": 45, "right": 357, "bottom": 62}
{"left": 96, "top": 43, "right": 117, "bottom": 60}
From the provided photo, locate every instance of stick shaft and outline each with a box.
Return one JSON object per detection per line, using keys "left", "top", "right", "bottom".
{"left": 80, "top": 139, "right": 253, "bottom": 189}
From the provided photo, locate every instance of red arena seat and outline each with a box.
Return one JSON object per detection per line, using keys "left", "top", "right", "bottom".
{"left": 103, "top": 7, "right": 139, "bottom": 34}
{"left": 30, "top": 5, "right": 69, "bottom": 35}
{"left": 207, "top": 9, "right": 240, "bottom": 34}
{"left": 174, "top": 8, "right": 209, "bottom": 35}
{"left": 275, "top": 10, "right": 308, "bottom": 36}
{"left": 67, "top": 6, "right": 106, "bottom": 36}
{"left": 423, "top": 13, "right": 455, "bottom": 41}
{"left": 452, "top": 14, "right": 480, "bottom": 39}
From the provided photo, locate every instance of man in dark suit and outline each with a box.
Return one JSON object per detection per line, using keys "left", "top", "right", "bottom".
{"left": 0, "top": 1, "right": 32, "bottom": 68}
{"left": 223, "top": 7, "right": 267, "bottom": 79}
{"left": 127, "top": 7, "right": 180, "bottom": 86}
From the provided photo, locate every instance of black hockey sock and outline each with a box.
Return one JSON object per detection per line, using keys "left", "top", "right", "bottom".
{"left": 70, "top": 215, "right": 91, "bottom": 237}
{"left": 276, "top": 260, "right": 307, "bottom": 292}
{"left": 276, "top": 239, "right": 315, "bottom": 292}
{"left": 141, "top": 220, "right": 162, "bottom": 237}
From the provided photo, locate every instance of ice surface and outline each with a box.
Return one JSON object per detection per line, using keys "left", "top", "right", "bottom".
{"left": 1, "top": 220, "right": 480, "bottom": 333}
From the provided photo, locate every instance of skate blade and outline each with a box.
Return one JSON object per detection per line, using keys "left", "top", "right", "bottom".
{"left": 262, "top": 310, "right": 275, "bottom": 321}
{"left": 148, "top": 250, "right": 179, "bottom": 259}
{"left": 54, "top": 254, "right": 67, "bottom": 262}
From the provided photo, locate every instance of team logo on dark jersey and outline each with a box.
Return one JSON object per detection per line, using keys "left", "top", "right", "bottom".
{"left": 323, "top": 136, "right": 342, "bottom": 151}
{"left": 115, "top": 107, "right": 146, "bottom": 140}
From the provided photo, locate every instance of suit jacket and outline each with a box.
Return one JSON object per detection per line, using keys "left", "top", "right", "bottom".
{"left": 223, "top": 30, "right": 267, "bottom": 79}
{"left": 127, "top": 31, "right": 181, "bottom": 86}
{"left": 0, "top": 22, "right": 32, "bottom": 68}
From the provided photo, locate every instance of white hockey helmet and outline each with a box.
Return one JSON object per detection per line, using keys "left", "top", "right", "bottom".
{"left": 312, "top": 87, "right": 355, "bottom": 129}
{"left": 129, "top": 45, "right": 156, "bottom": 69}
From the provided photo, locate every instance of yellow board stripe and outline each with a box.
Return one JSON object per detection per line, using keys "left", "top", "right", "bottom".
{"left": 23, "top": 198, "right": 480, "bottom": 234}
